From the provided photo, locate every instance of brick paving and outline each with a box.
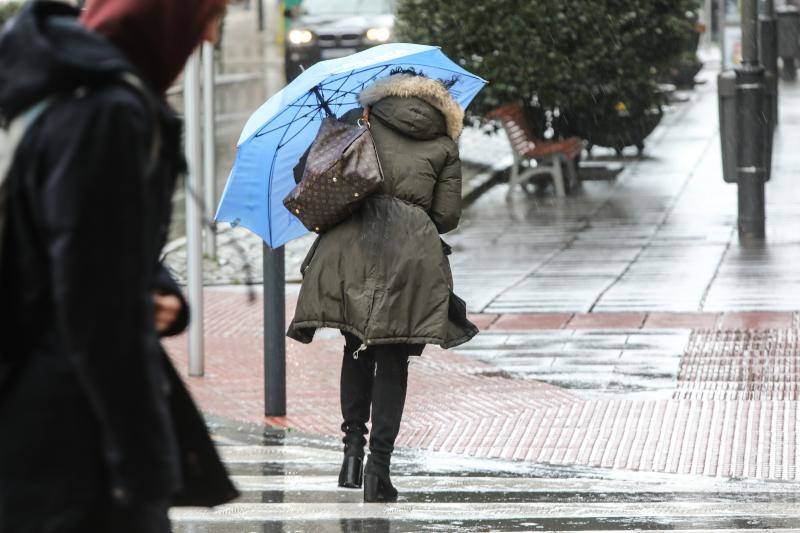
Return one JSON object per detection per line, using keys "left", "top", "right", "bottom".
{"left": 164, "top": 288, "right": 579, "bottom": 442}
{"left": 166, "top": 289, "right": 800, "bottom": 482}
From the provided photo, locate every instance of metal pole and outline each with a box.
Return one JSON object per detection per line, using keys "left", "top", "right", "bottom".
{"left": 736, "top": 0, "right": 768, "bottom": 241}
{"left": 703, "top": 0, "right": 714, "bottom": 45}
{"left": 760, "top": 0, "right": 779, "bottom": 128}
{"left": 720, "top": 0, "right": 728, "bottom": 69}
{"left": 202, "top": 42, "right": 217, "bottom": 258}
{"left": 257, "top": 0, "right": 265, "bottom": 32}
{"left": 743, "top": 0, "right": 760, "bottom": 62}
{"left": 184, "top": 51, "right": 205, "bottom": 376}
{"left": 263, "top": 244, "right": 286, "bottom": 416}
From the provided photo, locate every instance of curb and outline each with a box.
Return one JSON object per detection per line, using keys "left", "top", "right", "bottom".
{"left": 461, "top": 156, "right": 513, "bottom": 207}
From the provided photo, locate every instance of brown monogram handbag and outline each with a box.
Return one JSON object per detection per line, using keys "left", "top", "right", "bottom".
{"left": 284, "top": 108, "right": 384, "bottom": 234}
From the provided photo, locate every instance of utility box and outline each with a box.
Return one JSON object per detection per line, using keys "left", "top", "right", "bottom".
{"left": 718, "top": 71, "right": 738, "bottom": 183}
{"left": 718, "top": 70, "right": 773, "bottom": 184}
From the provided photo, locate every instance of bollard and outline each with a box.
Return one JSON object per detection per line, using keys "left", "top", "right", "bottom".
{"left": 777, "top": 6, "right": 800, "bottom": 80}
{"left": 263, "top": 244, "right": 286, "bottom": 417}
{"left": 736, "top": 0, "right": 768, "bottom": 241}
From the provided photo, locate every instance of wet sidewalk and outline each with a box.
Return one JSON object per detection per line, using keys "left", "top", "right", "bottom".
{"left": 171, "top": 418, "right": 800, "bottom": 531}
{"left": 161, "top": 65, "right": 800, "bottom": 529}
{"left": 163, "top": 65, "right": 800, "bottom": 480}
{"left": 449, "top": 69, "right": 800, "bottom": 314}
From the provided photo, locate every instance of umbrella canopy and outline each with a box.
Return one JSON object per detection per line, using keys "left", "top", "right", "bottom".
{"left": 215, "top": 43, "right": 487, "bottom": 248}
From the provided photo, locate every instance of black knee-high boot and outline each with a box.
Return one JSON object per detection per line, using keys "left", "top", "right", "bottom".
{"left": 364, "top": 347, "right": 409, "bottom": 502}
{"left": 339, "top": 334, "right": 374, "bottom": 488}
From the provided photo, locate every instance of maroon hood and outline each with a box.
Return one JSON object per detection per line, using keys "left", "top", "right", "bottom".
{"left": 80, "top": 0, "right": 226, "bottom": 93}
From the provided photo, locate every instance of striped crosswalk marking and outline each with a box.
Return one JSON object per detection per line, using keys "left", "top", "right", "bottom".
{"left": 170, "top": 439, "right": 800, "bottom": 532}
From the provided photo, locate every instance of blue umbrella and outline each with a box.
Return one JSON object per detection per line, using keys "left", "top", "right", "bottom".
{"left": 215, "top": 43, "right": 487, "bottom": 248}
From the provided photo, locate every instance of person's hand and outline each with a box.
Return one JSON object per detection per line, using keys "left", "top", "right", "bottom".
{"left": 153, "top": 292, "right": 184, "bottom": 333}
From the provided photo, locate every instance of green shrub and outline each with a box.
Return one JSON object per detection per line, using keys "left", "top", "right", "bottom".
{"left": 397, "top": 0, "right": 700, "bottom": 149}
{"left": 0, "top": 1, "right": 23, "bottom": 26}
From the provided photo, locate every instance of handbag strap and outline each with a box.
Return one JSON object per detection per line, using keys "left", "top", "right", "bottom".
{"left": 361, "top": 106, "right": 371, "bottom": 127}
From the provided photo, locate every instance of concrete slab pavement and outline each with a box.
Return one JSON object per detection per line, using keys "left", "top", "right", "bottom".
{"left": 449, "top": 69, "right": 800, "bottom": 314}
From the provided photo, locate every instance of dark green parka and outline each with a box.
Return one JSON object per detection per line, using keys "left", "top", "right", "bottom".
{"left": 287, "top": 74, "right": 478, "bottom": 350}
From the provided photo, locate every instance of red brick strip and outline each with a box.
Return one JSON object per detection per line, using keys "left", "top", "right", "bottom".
{"left": 489, "top": 313, "right": 572, "bottom": 330}
{"left": 643, "top": 312, "right": 721, "bottom": 329}
{"left": 566, "top": 313, "right": 647, "bottom": 329}
{"left": 717, "top": 312, "right": 795, "bottom": 330}
{"left": 483, "top": 311, "right": 799, "bottom": 331}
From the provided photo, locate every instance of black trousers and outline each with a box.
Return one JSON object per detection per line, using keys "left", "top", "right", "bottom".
{"left": 340, "top": 333, "right": 420, "bottom": 465}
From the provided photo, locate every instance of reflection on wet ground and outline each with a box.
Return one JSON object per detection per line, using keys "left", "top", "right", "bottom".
{"left": 171, "top": 418, "right": 800, "bottom": 532}
{"left": 453, "top": 330, "right": 689, "bottom": 400}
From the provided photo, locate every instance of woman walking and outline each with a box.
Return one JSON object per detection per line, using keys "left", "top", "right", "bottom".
{"left": 288, "top": 69, "right": 479, "bottom": 502}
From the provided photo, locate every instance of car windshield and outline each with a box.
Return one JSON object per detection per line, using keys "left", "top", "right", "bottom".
{"left": 300, "top": 0, "right": 393, "bottom": 16}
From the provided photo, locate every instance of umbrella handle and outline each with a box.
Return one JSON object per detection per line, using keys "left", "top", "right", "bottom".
{"left": 357, "top": 106, "right": 371, "bottom": 129}
{"left": 311, "top": 86, "right": 334, "bottom": 118}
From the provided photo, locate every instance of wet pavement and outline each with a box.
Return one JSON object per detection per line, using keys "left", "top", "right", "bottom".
{"left": 452, "top": 329, "right": 690, "bottom": 399}
{"left": 156, "top": 33, "right": 800, "bottom": 531}
{"left": 169, "top": 419, "right": 800, "bottom": 532}
{"left": 165, "top": 286, "right": 800, "bottom": 487}
{"left": 448, "top": 68, "right": 800, "bottom": 314}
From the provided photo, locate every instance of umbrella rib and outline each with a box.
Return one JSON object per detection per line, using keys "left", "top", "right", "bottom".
{"left": 318, "top": 65, "right": 389, "bottom": 88}
{"left": 313, "top": 67, "right": 368, "bottom": 117}
{"left": 254, "top": 90, "right": 311, "bottom": 137}
{"left": 255, "top": 110, "right": 319, "bottom": 138}
{"left": 320, "top": 67, "right": 391, "bottom": 115}
{"left": 277, "top": 111, "right": 324, "bottom": 150}
{"left": 323, "top": 70, "right": 358, "bottom": 116}
{"left": 254, "top": 94, "right": 319, "bottom": 138}
{"left": 264, "top": 90, "right": 315, "bottom": 245}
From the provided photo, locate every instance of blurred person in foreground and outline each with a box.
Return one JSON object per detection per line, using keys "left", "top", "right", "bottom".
{"left": 0, "top": 1, "right": 238, "bottom": 531}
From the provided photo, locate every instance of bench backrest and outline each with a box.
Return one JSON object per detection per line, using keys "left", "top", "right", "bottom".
{"left": 486, "top": 103, "right": 538, "bottom": 157}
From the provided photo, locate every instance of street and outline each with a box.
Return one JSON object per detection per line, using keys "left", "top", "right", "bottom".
{"left": 4, "top": 0, "right": 800, "bottom": 530}
{"left": 154, "top": 25, "right": 800, "bottom": 529}
{"left": 170, "top": 419, "right": 800, "bottom": 531}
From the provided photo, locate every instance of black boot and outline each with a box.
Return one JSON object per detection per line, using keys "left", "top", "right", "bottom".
{"left": 338, "top": 437, "right": 365, "bottom": 489}
{"left": 363, "top": 453, "right": 398, "bottom": 503}
{"left": 339, "top": 334, "right": 373, "bottom": 489}
{"left": 338, "top": 454, "right": 364, "bottom": 489}
{"left": 363, "top": 349, "right": 409, "bottom": 502}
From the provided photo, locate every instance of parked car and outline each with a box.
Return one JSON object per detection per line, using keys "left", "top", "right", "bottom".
{"left": 284, "top": 0, "right": 395, "bottom": 82}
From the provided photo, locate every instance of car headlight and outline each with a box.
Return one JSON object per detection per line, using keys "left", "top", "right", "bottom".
{"left": 288, "top": 29, "right": 314, "bottom": 45}
{"left": 365, "top": 27, "right": 391, "bottom": 43}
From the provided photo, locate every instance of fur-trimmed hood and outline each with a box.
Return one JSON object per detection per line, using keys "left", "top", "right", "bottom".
{"left": 359, "top": 74, "right": 464, "bottom": 140}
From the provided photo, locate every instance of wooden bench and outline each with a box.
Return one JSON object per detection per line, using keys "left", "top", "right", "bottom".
{"left": 487, "top": 103, "right": 583, "bottom": 199}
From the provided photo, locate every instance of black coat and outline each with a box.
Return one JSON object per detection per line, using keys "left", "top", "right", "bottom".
{"left": 0, "top": 2, "right": 237, "bottom": 508}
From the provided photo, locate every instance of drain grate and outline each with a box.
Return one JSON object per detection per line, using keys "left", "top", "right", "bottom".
{"left": 675, "top": 329, "right": 800, "bottom": 400}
